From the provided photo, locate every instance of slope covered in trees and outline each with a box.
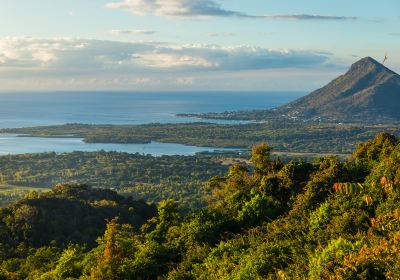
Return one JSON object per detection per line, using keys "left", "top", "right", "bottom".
{"left": 1, "top": 132, "right": 400, "bottom": 279}
{"left": 0, "top": 151, "right": 229, "bottom": 209}
{"left": 0, "top": 184, "right": 156, "bottom": 248}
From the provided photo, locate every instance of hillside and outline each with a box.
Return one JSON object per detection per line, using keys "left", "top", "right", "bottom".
{"left": 0, "top": 184, "right": 156, "bottom": 248}
{"left": 1, "top": 134, "right": 400, "bottom": 278}
{"left": 279, "top": 57, "right": 400, "bottom": 122}
{"left": 0, "top": 151, "right": 228, "bottom": 209}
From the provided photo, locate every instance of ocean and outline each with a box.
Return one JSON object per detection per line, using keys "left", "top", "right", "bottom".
{"left": 0, "top": 91, "right": 304, "bottom": 155}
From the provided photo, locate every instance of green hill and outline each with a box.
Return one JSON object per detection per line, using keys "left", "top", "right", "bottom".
{"left": 1, "top": 133, "right": 400, "bottom": 278}
{"left": 0, "top": 184, "right": 156, "bottom": 248}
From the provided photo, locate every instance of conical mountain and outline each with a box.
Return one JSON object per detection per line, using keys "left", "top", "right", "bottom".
{"left": 279, "top": 57, "right": 400, "bottom": 122}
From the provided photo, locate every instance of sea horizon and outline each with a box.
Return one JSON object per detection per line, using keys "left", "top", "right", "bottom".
{"left": 0, "top": 91, "right": 305, "bottom": 129}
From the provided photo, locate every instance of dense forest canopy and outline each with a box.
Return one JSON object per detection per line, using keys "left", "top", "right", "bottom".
{"left": 0, "top": 132, "right": 400, "bottom": 279}
{"left": 0, "top": 151, "right": 230, "bottom": 209}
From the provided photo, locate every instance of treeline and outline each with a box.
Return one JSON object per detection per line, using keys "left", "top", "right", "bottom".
{"left": 0, "top": 151, "right": 230, "bottom": 209}
{"left": 2, "top": 121, "right": 396, "bottom": 153}
{"left": 1, "top": 132, "right": 400, "bottom": 278}
{"left": 177, "top": 108, "right": 277, "bottom": 121}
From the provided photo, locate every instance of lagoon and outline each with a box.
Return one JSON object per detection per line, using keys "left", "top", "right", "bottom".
{"left": 0, "top": 134, "right": 240, "bottom": 156}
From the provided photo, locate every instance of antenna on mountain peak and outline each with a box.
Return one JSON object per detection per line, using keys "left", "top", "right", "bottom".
{"left": 382, "top": 52, "right": 388, "bottom": 64}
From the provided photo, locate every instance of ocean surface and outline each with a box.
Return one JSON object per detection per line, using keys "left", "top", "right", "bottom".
{"left": 0, "top": 91, "right": 304, "bottom": 155}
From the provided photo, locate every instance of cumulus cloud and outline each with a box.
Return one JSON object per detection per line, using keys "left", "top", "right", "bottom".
{"left": 104, "top": 0, "right": 357, "bottom": 20}
{"left": 0, "top": 37, "right": 337, "bottom": 90}
{"left": 0, "top": 37, "right": 152, "bottom": 72}
{"left": 109, "top": 29, "right": 156, "bottom": 35}
{"left": 105, "top": 0, "right": 245, "bottom": 17}
{"left": 0, "top": 37, "right": 331, "bottom": 75}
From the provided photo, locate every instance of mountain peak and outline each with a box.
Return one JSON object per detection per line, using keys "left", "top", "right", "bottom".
{"left": 355, "top": 56, "right": 381, "bottom": 66}
{"left": 278, "top": 56, "right": 400, "bottom": 123}
{"left": 349, "top": 56, "right": 394, "bottom": 74}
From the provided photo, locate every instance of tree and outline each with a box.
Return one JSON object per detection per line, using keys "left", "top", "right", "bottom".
{"left": 251, "top": 143, "right": 273, "bottom": 174}
{"left": 148, "top": 199, "right": 181, "bottom": 242}
{"left": 91, "top": 218, "right": 121, "bottom": 280}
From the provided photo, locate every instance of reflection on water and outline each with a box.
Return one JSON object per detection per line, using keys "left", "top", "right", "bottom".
{"left": 0, "top": 134, "right": 241, "bottom": 156}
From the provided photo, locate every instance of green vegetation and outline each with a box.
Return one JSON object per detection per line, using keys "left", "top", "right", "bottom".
{"left": 0, "top": 184, "right": 155, "bottom": 247}
{"left": 1, "top": 132, "right": 400, "bottom": 278}
{"left": 0, "top": 185, "right": 49, "bottom": 207}
{"left": 176, "top": 109, "right": 278, "bottom": 121}
{"left": 2, "top": 121, "right": 397, "bottom": 153}
{"left": 0, "top": 151, "right": 230, "bottom": 209}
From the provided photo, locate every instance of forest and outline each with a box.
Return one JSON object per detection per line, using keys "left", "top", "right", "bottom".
{"left": 0, "top": 132, "right": 399, "bottom": 279}
{"left": 2, "top": 121, "right": 397, "bottom": 153}
{"left": 0, "top": 151, "right": 233, "bottom": 209}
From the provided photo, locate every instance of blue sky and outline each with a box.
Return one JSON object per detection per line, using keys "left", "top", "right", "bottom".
{"left": 0, "top": 0, "right": 399, "bottom": 91}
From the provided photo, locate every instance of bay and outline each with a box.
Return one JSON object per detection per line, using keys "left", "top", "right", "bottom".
{"left": 0, "top": 91, "right": 304, "bottom": 155}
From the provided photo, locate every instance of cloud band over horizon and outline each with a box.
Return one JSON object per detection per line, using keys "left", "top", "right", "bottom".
{"left": 105, "top": 0, "right": 357, "bottom": 20}
{"left": 0, "top": 37, "right": 332, "bottom": 73}
{"left": 0, "top": 37, "right": 336, "bottom": 90}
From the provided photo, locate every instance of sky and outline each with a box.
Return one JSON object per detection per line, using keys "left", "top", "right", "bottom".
{"left": 0, "top": 0, "right": 399, "bottom": 91}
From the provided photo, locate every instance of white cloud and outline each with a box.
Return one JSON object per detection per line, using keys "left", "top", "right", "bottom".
{"left": 0, "top": 37, "right": 337, "bottom": 90}
{"left": 104, "top": 0, "right": 357, "bottom": 21}
{"left": 136, "top": 53, "right": 217, "bottom": 68}
{"left": 0, "top": 37, "right": 331, "bottom": 74}
{"left": 105, "top": 0, "right": 244, "bottom": 18}
{"left": 109, "top": 29, "right": 156, "bottom": 35}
